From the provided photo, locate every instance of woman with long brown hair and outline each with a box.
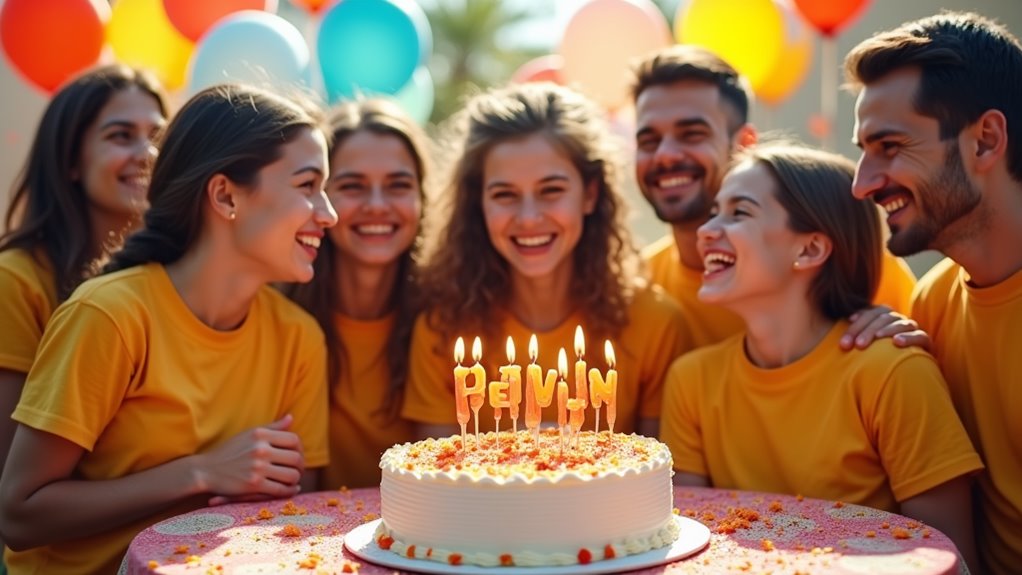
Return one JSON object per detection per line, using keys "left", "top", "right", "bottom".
{"left": 403, "top": 83, "right": 691, "bottom": 439}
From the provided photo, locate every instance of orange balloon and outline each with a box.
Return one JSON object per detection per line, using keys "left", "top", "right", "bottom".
{"left": 757, "top": 0, "right": 813, "bottom": 105}
{"left": 511, "top": 55, "right": 563, "bottom": 85}
{"left": 793, "top": 0, "right": 869, "bottom": 37}
{"left": 291, "top": 0, "right": 334, "bottom": 14}
{"left": 0, "top": 0, "right": 109, "bottom": 93}
{"left": 164, "top": 0, "right": 278, "bottom": 42}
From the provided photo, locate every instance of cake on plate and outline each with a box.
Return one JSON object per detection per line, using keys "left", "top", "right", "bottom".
{"left": 375, "top": 428, "right": 678, "bottom": 567}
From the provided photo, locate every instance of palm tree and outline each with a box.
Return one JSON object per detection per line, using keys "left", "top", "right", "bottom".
{"left": 424, "top": 0, "right": 547, "bottom": 123}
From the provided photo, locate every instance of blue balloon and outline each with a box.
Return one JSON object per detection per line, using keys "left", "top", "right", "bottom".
{"left": 187, "top": 10, "right": 311, "bottom": 95}
{"left": 318, "top": 0, "right": 432, "bottom": 102}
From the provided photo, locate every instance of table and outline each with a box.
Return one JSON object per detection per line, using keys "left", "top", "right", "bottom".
{"left": 122, "top": 487, "right": 962, "bottom": 574}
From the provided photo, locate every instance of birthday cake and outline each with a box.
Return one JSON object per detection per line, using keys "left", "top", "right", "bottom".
{"left": 376, "top": 429, "right": 678, "bottom": 567}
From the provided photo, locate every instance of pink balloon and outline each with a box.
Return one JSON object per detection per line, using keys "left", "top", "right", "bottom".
{"left": 560, "top": 0, "right": 671, "bottom": 111}
{"left": 163, "top": 0, "right": 278, "bottom": 42}
{"left": 511, "top": 55, "right": 563, "bottom": 85}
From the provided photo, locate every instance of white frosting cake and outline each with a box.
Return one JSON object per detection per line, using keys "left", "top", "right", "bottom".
{"left": 376, "top": 429, "right": 678, "bottom": 567}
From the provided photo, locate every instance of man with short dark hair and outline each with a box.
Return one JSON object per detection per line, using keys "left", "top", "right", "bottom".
{"left": 847, "top": 12, "right": 1022, "bottom": 573}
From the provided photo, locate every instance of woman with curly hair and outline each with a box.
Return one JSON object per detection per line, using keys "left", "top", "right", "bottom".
{"left": 403, "top": 83, "right": 692, "bottom": 439}
{"left": 284, "top": 99, "right": 428, "bottom": 488}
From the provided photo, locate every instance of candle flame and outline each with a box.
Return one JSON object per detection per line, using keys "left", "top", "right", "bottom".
{"left": 558, "top": 347, "right": 567, "bottom": 378}
{"left": 506, "top": 336, "right": 516, "bottom": 363}
{"left": 454, "top": 337, "right": 465, "bottom": 364}
{"left": 529, "top": 334, "right": 538, "bottom": 363}
{"left": 574, "top": 325, "right": 585, "bottom": 358}
{"left": 472, "top": 336, "right": 482, "bottom": 363}
{"left": 605, "top": 340, "right": 616, "bottom": 368}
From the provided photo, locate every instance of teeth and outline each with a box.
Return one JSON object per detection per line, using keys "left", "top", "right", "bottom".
{"left": 121, "top": 175, "right": 148, "bottom": 187}
{"left": 703, "top": 252, "right": 735, "bottom": 273}
{"left": 355, "top": 224, "right": 395, "bottom": 235}
{"left": 297, "top": 235, "right": 321, "bottom": 248}
{"left": 659, "top": 175, "right": 695, "bottom": 188}
{"left": 881, "top": 197, "right": 907, "bottom": 214}
{"left": 514, "top": 234, "right": 553, "bottom": 247}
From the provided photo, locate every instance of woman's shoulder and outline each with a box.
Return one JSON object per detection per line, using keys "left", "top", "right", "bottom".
{"left": 256, "top": 285, "right": 324, "bottom": 340}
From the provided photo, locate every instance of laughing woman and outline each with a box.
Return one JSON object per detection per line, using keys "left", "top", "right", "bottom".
{"left": 403, "top": 83, "right": 692, "bottom": 439}
{"left": 660, "top": 142, "right": 983, "bottom": 570}
{"left": 284, "top": 99, "right": 427, "bottom": 489}
{"left": 0, "top": 85, "right": 336, "bottom": 575}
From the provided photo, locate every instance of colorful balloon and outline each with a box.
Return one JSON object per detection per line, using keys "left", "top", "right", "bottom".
{"left": 391, "top": 66, "right": 434, "bottom": 125}
{"left": 187, "top": 11, "right": 311, "bottom": 95}
{"left": 318, "top": 0, "right": 432, "bottom": 101}
{"left": 793, "top": 0, "right": 870, "bottom": 37}
{"left": 675, "top": 0, "right": 784, "bottom": 94}
{"left": 108, "top": 0, "right": 194, "bottom": 90}
{"left": 163, "top": 0, "right": 278, "bottom": 42}
{"left": 0, "top": 0, "right": 109, "bottom": 93}
{"left": 291, "top": 0, "right": 333, "bottom": 14}
{"left": 560, "top": 0, "right": 671, "bottom": 111}
{"left": 756, "top": 0, "right": 813, "bottom": 105}
{"left": 511, "top": 55, "right": 564, "bottom": 85}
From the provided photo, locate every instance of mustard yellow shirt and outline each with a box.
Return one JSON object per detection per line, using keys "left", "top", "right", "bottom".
{"left": 8, "top": 263, "right": 329, "bottom": 575}
{"left": 912, "top": 258, "right": 1022, "bottom": 575}
{"left": 402, "top": 286, "right": 692, "bottom": 434}
{"left": 0, "top": 248, "right": 56, "bottom": 373}
{"left": 643, "top": 234, "right": 917, "bottom": 347}
{"left": 322, "top": 313, "right": 416, "bottom": 490}
{"left": 662, "top": 320, "right": 982, "bottom": 512}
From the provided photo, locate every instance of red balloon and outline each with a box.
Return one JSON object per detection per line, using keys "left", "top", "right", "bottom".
{"left": 0, "top": 0, "right": 109, "bottom": 93}
{"left": 793, "top": 0, "right": 869, "bottom": 37}
{"left": 291, "top": 0, "right": 334, "bottom": 14}
{"left": 511, "top": 55, "right": 564, "bottom": 85}
{"left": 164, "top": 0, "right": 278, "bottom": 42}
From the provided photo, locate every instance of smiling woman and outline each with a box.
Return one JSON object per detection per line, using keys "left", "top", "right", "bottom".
{"left": 403, "top": 82, "right": 693, "bottom": 441}
{"left": 0, "top": 84, "right": 335, "bottom": 575}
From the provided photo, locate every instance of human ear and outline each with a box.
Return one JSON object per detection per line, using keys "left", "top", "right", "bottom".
{"left": 793, "top": 233, "right": 833, "bottom": 271}
{"left": 970, "top": 109, "right": 1007, "bottom": 174}
{"left": 206, "top": 174, "right": 237, "bottom": 222}
{"left": 583, "top": 179, "right": 599, "bottom": 215}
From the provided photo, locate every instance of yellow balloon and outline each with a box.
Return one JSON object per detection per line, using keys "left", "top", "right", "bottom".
{"left": 675, "top": 0, "right": 784, "bottom": 93}
{"left": 107, "top": 0, "right": 194, "bottom": 90}
{"left": 757, "top": 0, "right": 813, "bottom": 105}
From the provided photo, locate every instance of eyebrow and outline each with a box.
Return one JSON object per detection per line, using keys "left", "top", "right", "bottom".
{"left": 331, "top": 169, "right": 415, "bottom": 181}
{"left": 293, "top": 166, "right": 324, "bottom": 177}
{"left": 636, "top": 117, "right": 711, "bottom": 138}
{"left": 853, "top": 128, "right": 905, "bottom": 149}
{"left": 485, "top": 174, "right": 570, "bottom": 190}
{"left": 716, "top": 194, "right": 761, "bottom": 209}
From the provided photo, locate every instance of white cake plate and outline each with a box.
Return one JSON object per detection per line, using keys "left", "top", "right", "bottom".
{"left": 344, "top": 516, "right": 710, "bottom": 575}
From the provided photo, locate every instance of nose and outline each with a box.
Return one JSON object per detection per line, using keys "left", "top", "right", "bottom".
{"left": 852, "top": 154, "right": 885, "bottom": 201}
{"left": 134, "top": 137, "right": 158, "bottom": 163}
{"left": 314, "top": 189, "right": 339, "bottom": 228}
{"left": 653, "top": 135, "right": 685, "bottom": 168}
{"left": 696, "top": 213, "right": 723, "bottom": 244}
{"left": 363, "top": 184, "right": 388, "bottom": 213}
{"left": 515, "top": 195, "right": 542, "bottom": 225}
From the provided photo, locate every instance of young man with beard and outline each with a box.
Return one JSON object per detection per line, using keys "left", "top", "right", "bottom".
{"left": 632, "top": 45, "right": 918, "bottom": 349}
{"left": 846, "top": 12, "right": 1022, "bottom": 574}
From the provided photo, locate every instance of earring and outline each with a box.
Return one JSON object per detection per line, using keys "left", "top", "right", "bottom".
{"left": 793, "top": 260, "right": 800, "bottom": 269}
{"left": 228, "top": 211, "right": 236, "bottom": 221}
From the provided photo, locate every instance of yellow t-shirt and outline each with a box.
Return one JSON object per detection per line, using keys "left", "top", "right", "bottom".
{"left": 912, "top": 258, "right": 1022, "bottom": 575}
{"left": 642, "top": 235, "right": 917, "bottom": 347}
{"left": 8, "top": 263, "right": 329, "bottom": 575}
{"left": 402, "top": 286, "right": 692, "bottom": 435}
{"left": 0, "top": 248, "right": 56, "bottom": 373}
{"left": 322, "top": 313, "right": 416, "bottom": 490}
{"left": 661, "top": 320, "right": 982, "bottom": 512}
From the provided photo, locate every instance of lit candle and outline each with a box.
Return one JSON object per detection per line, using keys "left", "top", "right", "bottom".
{"left": 557, "top": 348, "right": 568, "bottom": 450}
{"left": 525, "top": 335, "right": 542, "bottom": 443}
{"left": 453, "top": 337, "right": 470, "bottom": 447}
{"left": 466, "top": 337, "right": 487, "bottom": 442}
{"left": 571, "top": 326, "right": 588, "bottom": 441}
{"left": 499, "top": 336, "right": 522, "bottom": 437}
{"left": 488, "top": 376, "right": 509, "bottom": 435}
{"left": 604, "top": 340, "right": 618, "bottom": 434}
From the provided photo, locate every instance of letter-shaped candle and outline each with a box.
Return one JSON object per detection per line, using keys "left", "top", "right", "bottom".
{"left": 557, "top": 348, "right": 568, "bottom": 448}
{"left": 498, "top": 336, "right": 522, "bottom": 435}
{"left": 525, "top": 335, "right": 542, "bottom": 442}
{"left": 604, "top": 340, "right": 618, "bottom": 434}
{"left": 465, "top": 337, "right": 487, "bottom": 441}
{"left": 453, "top": 337, "right": 470, "bottom": 447}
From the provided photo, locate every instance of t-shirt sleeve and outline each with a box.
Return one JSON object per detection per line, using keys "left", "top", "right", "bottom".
{"left": 283, "top": 327, "right": 330, "bottom": 469}
{"left": 869, "top": 351, "right": 983, "bottom": 501}
{"left": 12, "top": 300, "right": 136, "bottom": 451}
{"left": 401, "top": 315, "right": 457, "bottom": 425}
{"left": 660, "top": 354, "right": 707, "bottom": 476}
{"left": 0, "top": 265, "right": 51, "bottom": 373}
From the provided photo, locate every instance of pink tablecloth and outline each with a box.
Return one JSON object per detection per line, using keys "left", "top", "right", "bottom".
{"left": 123, "top": 487, "right": 960, "bottom": 574}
